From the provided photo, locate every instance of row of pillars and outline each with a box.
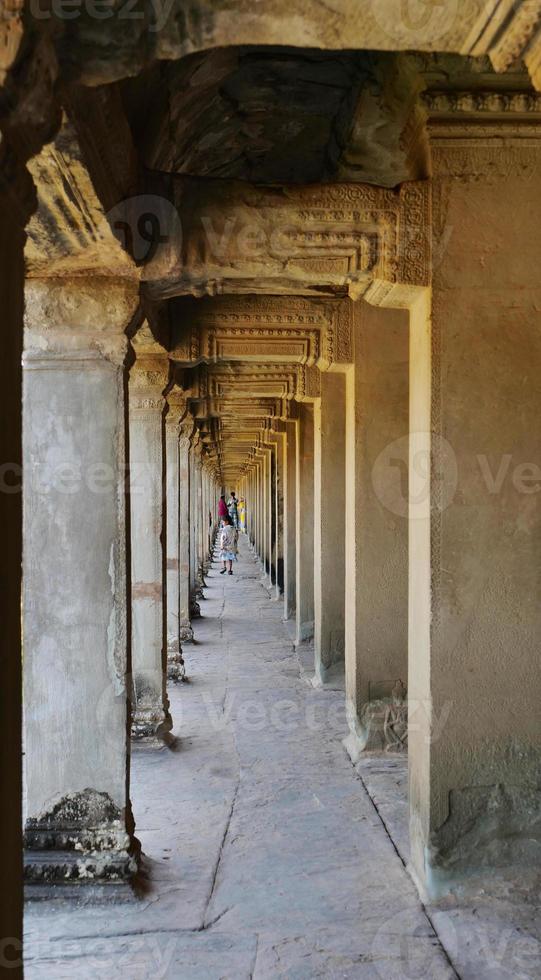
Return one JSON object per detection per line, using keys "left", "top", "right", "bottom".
{"left": 18, "top": 137, "right": 541, "bottom": 901}
{"left": 232, "top": 270, "right": 541, "bottom": 900}
{"left": 22, "top": 289, "right": 222, "bottom": 883}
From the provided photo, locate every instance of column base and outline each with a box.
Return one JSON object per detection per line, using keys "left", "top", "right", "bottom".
{"left": 167, "top": 644, "right": 186, "bottom": 683}
{"left": 312, "top": 661, "right": 345, "bottom": 690}
{"left": 342, "top": 699, "right": 370, "bottom": 764}
{"left": 342, "top": 694, "right": 408, "bottom": 762}
{"left": 24, "top": 790, "right": 140, "bottom": 887}
{"left": 190, "top": 597, "right": 201, "bottom": 618}
{"left": 179, "top": 619, "right": 194, "bottom": 642}
{"left": 131, "top": 703, "right": 172, "bottom": 743}
{"left": 410, "top": 784, "right": 541, "bottom": 902}
{"left": 294, "top": 620, "right": 314, "bottom": 646}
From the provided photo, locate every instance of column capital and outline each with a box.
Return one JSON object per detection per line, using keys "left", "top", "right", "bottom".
{"left": 165, "top": 389, "right": 188, "bottom": 428}
{"left": 190, "top": 429, "right": 204, "bottom": 459}
{"left": 129, "top": 355, "right": 169, "bottom": 413}
{"left": 23, "top": 278, "right": 139, "bottom": 367}
{"left": 179, "top": 414, "right": 197, "bottom": 448}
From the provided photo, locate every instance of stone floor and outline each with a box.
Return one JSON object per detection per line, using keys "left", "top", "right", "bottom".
{"left": 25, "top": 538, "right": 541, "bottom": 978}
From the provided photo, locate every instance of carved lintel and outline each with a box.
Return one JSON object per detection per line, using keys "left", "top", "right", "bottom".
{"left": 170, "top": 295, "right": 331, "bottom": 366}
{"left": 143, "top": 177, "right": 432, "bottom": 297}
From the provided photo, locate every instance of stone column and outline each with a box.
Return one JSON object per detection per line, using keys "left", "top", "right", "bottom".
{"left": 178, "top": 419, "right": 194, "bottom": 641}
{"left": 200, "top": 462, "right": 207, "bottom": 574}
{"left": 164, "top": 390, "right": 186, "bottom": 682}
{"left": 255, "top": 454, "right": 263, "bottom": 559}
{"left": 269, "top": 427, "right": 286, "bottom": 600}
{"left": 255, "top": 462, "right": 261, "bottom": 558}
{"left": 246, "top": 471, "right": 252, "bottom": 543}
{"left": 188, "top": 435, "right": 197, "bottom": 612}
{"left": 314, "top": 373, "right": 346, "bottom": 685}
{"left": 295, "top": 404, "right": 315, "bottom": 644}
{"left": 258, "top": 448, "right": 267, "bottom": 571}
{"left": 408, "top": 132, "right": 541, "bottom": 897}
{"left": 0, "top": 168, "right": 28, "bottom": 951}
{"left": 263, "top": 443, "right": 273, "bottom": 586}
{"left": 204, "top": 465, "right": 213, "bottom": 570}
{"left": 189, "top": 434, "right": 203, "bottom": 615}
{"left": 23, "top": 279, "right": 140, "bottom": 882}
{"left": 284, "top": 418, "right": 298, "bottom": 620}
{"left": 204, "top": 468, "right": 209, "bottom": 563}
{"left": 250, "top": 469, "right": 256, "bottom": 546}
{"left": 246, "top": 469, "right": 253, "bottom": 545}
{"left": 271, "top": 440, "right": 280, "bottom": 595}
{"left": 342, "top": 301, "right": 408, "bottom": 760}
{"left": 194, "top": 442, "right": 206, "bottom": 594}
{"left": 129, "top": 358, "right": 172, "bottom": 742}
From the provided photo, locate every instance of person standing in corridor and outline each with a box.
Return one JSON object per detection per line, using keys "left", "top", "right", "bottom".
{"left": 218, "top": 494, "right": 228, "bottom": 524}
{"left": 219, "top": 515, "right": 237, "bottom": 575}
{"left": 228, "top": 491, "right": 239, "bottom": 528}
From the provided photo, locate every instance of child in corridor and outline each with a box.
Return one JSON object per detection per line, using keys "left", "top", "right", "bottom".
{"left": 219, "top": 515, "right": 238, "bottom": 575}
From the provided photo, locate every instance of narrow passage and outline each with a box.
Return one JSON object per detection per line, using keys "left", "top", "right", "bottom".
{"left": 25, "top": 538, "right": 456, "bottom": 979}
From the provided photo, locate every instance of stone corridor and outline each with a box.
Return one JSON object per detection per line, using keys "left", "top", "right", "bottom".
{"left": 24, "top": 539, "right": 540, "bottom": 979}
{"left": 5, "top": 6, "right": 541, "bottom": 967}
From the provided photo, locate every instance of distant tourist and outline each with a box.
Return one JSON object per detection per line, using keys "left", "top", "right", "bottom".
{"left": 238, "top": 497, "right": 246, "bottom": 532}
{"left": 218, "top": 494, "right": 228, "bottom": 522}
{"left": 219, "top": 516, "right": 237, "bottom": 575}
{"left": 228, "top": 491, "right": 239, "bottom": 528}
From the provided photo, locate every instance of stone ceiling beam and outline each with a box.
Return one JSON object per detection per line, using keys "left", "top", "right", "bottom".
{"left": 33, "top": 2, "right": 541, "bottom": 93}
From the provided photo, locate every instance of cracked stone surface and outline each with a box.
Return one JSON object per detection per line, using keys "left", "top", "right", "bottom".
{"left": 24, "top": 537, "right": 540, "bottom": 978}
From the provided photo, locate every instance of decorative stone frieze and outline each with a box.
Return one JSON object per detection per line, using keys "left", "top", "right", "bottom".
{"left": 143, "top": 178, "right": 431, "bottom": 299}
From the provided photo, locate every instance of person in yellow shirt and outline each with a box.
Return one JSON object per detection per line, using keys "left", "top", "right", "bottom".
{"left": 238, "top": 496, "right": 246, "bottom": 532}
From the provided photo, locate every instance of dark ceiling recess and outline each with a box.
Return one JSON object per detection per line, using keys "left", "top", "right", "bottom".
{"left": 120, "top": 47, "right": 426, "bottom": 188}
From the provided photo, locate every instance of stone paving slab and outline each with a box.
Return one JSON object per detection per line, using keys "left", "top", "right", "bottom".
{"left": 24, "top": 537, "right": 539, "bottom": 978}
